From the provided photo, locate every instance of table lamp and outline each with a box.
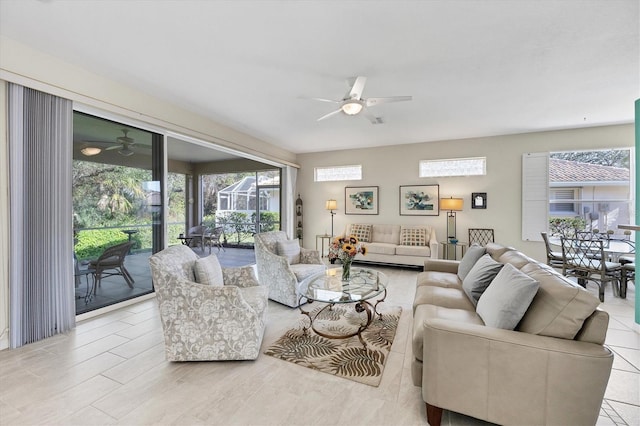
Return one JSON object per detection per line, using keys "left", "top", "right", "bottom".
{"left": 440, "top": 197, "right": 464, "bottom": 241}
{"left": 325, "top": 199, "right": 338, "bottom": 237}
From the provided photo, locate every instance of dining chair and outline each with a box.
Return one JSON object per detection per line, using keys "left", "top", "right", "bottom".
{"left": 560, "top": 237, "right": 622, "bottom": 302}
{"left": 468, "top": 228, "right": 494, "bottom": 247}
{"left": 540, "top": 232, "right": 564, "bottom": 268}
{"left": 620, "top": 263, "right": 635, "bottom": 299}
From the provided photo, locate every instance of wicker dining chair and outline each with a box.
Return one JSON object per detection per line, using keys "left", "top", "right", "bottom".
{"left": 468, "top": 228, "right": 494, "bottom": 247}
{"left": 89, "top": 241, "right": 134, "bottom": 293}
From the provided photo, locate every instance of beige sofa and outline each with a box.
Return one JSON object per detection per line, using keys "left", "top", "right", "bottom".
{"left": 412, "top": 242, "right": 613, "bottom": 426}
{"left": 341, "top": 223, "right": 439, "bottom": 267}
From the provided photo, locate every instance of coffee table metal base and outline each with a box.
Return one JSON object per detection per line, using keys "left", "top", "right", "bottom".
{"left": 298, "top": 288, "right": 387, "bottom": 348}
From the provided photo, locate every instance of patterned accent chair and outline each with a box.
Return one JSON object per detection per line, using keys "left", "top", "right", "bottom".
{"left": 254, "top": 231, "right": 326, "bottom": 307}
{"left": 149, "top": 244, "right": 268, "bottom": 361}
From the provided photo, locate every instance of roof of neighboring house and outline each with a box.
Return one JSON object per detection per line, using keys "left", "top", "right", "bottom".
{"left": 219, "top": 176, "right": 256, "bottom": 194}
{"left": 549, "top": 158, "right": 629, "bottom": 183}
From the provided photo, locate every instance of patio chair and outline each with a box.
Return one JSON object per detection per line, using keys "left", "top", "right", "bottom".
{"left": 254, "top": 231, "right": 326, "bottom": 307}
{"left": 560, "top": 237, "right": 622, "bottom": 302}
{"left": 541, "top": 232, "right": 564, "bottom": 268}
{"left": 205, "top": 226, "right": 225, "bottom": 254}
{"left": 187, "top": 224, "right": 209, "bottom": 250}
{"left": 89, "top": 241, "right": 134, "bottom": 293}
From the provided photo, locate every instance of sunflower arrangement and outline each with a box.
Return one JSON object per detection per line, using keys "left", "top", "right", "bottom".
{"left": 328, "top": 235, "right": 367, "bottom": 264}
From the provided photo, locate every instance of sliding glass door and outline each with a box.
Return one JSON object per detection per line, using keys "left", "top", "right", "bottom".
{"left": 73, "top": 112, "right": 163, "bottom": 314}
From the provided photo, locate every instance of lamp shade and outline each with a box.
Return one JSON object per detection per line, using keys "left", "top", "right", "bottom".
{"left": 325, "top": 199, "right": 338, "bottom": 210}
{"left": 440, "top": 197, "right": 464, "bottom": 211}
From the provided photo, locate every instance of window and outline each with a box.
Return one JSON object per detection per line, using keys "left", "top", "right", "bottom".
{"left": 314, "top": 165, "right": 362, "bottom": 182}
{"left": 419, "top": 157, "right": 486, "bottom": 177}
{"left": 550, "top": 188, "right": 580, "bottom": 214}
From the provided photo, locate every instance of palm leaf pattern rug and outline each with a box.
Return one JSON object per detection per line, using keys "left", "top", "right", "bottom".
{"left": 265, "top": 304, "right": 402, "bottom": 387}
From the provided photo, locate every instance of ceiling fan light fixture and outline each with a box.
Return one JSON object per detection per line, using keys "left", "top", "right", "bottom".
{"left": 341, "top": 100, "right": 363, "bottom": 115}
{"left": 81, "top": 146, "right": 102, "bottom": 156}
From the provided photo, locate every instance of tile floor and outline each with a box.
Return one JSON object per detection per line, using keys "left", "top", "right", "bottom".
{"left": 3, "top": 262, "right": 638, "bottom": 425}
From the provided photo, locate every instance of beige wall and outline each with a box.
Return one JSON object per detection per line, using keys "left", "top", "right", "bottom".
{"left": 296, "top": 124, "right": 635, "bottom": 262}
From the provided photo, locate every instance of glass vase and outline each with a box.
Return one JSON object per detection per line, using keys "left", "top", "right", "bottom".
{"left": 342, "top": 258, "right": 352, "bottom": 281}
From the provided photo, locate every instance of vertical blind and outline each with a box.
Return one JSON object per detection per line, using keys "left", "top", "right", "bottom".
{"left": 8, "top": 83, "right": 75, "bottom": 348}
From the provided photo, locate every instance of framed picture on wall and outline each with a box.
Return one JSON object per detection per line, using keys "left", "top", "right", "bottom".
{"left": 399, "top": 184, "right": 439, "bottom": 216}
{"left": 345, "top": 186, "right": 379, "bottom": 215}
{"left": 472, "top": 192, "right": 487, "bottom": 209}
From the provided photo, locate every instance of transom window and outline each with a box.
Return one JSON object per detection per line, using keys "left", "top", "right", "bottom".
{"left": 419, "top": 157, "right": 486, "bottom": 177}
{"left": 314, "top": 165, "right": 362, "bottom": 182}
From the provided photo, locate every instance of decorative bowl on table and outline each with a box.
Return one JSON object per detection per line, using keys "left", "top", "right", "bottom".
{"left": 449, "top": 238, "right": 458, "bottom": 244}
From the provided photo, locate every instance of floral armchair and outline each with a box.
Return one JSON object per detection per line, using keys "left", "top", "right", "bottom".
{"left": 254, "top": 231, "right": 326, "bottom": 307}
{"left": 149, "top": 244, "right": 268, "bottom": 361}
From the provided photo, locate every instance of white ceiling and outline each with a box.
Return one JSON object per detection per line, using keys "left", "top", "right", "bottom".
{"left": 1, "top": 0, "right": 638, "bottom": 155}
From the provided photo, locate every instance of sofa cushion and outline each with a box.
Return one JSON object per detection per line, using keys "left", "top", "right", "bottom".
{"left": 517, "top": 263, "right": 601, "bottom": 339}
{"left": 348, "top": 224, "right": 372, "bottom": 242}
{"left": 413, "top": 304, "right": 484, "bottom": 362}
{"left": 457, "top": 244, "right": 486, "bottom": 281}
{"left": 485, "top": 242, "right": 514, "bottom": 260}
{"left": 413, "top": 285, "right": 475, "bottom": 313}
{"left": 364, "top": 242, "right": 397, "bottom": 256}
{"left": 371, "top": 224, "right": 401, "bottom": 245}
{"left": 416, "top": 270, "right": 462, "bottom": 289}
{"left": 462, "top": 254, "right": 504, "bottom": 306}
{"left": 400, "top": 227, "right": 428, "bottom": 246}
{"left": 476, "top": 263, "right": 539, "bottom": 330}
{"left": 194, "top": 254, "right": 224, "bottom": 286}
{"left": 276, "top": 239, "right": 300, "bottom": 264}
{"left": 289, "top": 263, "right": 326, "bottom": 282}
{"left": 396, "top": 245, "right": 431, "bottom": 257}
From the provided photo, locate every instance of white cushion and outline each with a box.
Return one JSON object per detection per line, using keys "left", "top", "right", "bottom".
{"left": 277, "top": 239, "right": 301, "bottom": 264}
{"left": 371, "top": 224, "right": 401, "bottom": 245}
{"left": 476, "top": 263, "right": 540, "bottom": 330}
{"left": 362, "top": 242, "right": 397, "bottom": 256}
{"left": 462, "top": 254, "right": 504, "bottom": 306}
{"left": 396, "top": 245, "right": 431, "bottom": 257}
{"left": 194, "top": 255, "right": 224, "bottom": 286}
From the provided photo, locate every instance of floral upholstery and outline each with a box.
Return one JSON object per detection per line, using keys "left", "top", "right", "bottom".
{"left": 149, "top": 244, "right": 268, "bottom": 361}
{"left": 254, "top": 231, "right": 326, "bottom": 307}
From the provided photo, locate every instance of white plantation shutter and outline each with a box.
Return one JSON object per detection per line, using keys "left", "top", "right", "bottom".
{"left": 522, "top": 152, "right": 549, "bottom": 242}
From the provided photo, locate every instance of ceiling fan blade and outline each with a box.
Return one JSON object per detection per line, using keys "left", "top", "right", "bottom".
{"left": 105, "top": 145, "right": 121, "bottom": 151}
{"left": 303, "top": 97, "right": 340, "bottom": 104}
{"left": 346, "top": 76, "right": 367, "bottom": 100}
{"left": 365, "top": 96, "right": 412, "bottom": 107}
{"left": 317, "top": 109, "right": 343, "bottom": 121}
{"left": 362, "top": 111, "right": 383, "bottom": 125}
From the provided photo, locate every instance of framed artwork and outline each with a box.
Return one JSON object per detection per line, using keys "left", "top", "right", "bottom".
{"left": 472, "top": 192, "right": 487, "bottom": 209}
{"left": 399, "top": 184, "right": 439, "bottom": 216}
{"left": 345, "top": 186, "right": 379, "bottom": 215}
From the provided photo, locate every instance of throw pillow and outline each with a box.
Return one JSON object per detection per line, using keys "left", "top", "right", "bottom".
{"left": 462, "top": 254, "right": 504, "bottom": 305}
{"left": 400, "top": 227, "right": 427, "bottom": 246}
{"left": 349, "top": 224, "right": 372, "bottom": 242}
{"left": 276, "top": 239, "right": 301, "bottom": 264}
{"left": 194, "top": 255, "right": 224, "bottom": 286}
{"left": 476, "top": 263, "right": 540, "bottom": 330}
{"left": 457, "top": 244, "right": 486, "bottom": 281}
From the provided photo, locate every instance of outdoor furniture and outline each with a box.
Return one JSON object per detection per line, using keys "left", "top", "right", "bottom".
{"left": 186, "top": 225, "right": 209, "bottom": 250}
{"left": 541, "top": 232, "right": 564, "bottom": 268}
{"left": 205, "top": 226, "right": 225, "bottom": 254}
{"left": 89, "top": 241, "right": 134, "bottom": 293}
{"left": 149, "top": 244, "right": 268, "bottom": 361}
{"left": 254, "top": 231, "right": 326, "bottom": 307}
{"left": 468, "top": 228, "right": 494, "bottom": 247}
{"left": 560, "top": 237, "right": 622, "bottom": 302}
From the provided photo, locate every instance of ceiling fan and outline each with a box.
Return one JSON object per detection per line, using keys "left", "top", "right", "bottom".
{"left": 104, "top": 129, "right": 136, "bottom": 156}
{"left": 309, "top": 76, "right": 412, "bottom": 124}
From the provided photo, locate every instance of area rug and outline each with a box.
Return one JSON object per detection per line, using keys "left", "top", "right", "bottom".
{"left": 265, "top": 304, "right": 402, "bottom": 387}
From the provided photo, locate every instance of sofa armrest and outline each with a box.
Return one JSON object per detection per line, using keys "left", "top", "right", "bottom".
{"left": 429, "top": 232, "right": 439, "bottom": 259}
{"left": 423, "top": 258, "right": 460, "bottom": 274}
{"left": 222, "top": 265, "right": 260, "bottom": 288}
{"left": 422, "top": 318, "right": 613, "bottom": 426}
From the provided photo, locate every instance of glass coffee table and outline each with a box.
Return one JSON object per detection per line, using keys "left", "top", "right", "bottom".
{"left": 297, "top": 266, "right": 388, "bottom": 347}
